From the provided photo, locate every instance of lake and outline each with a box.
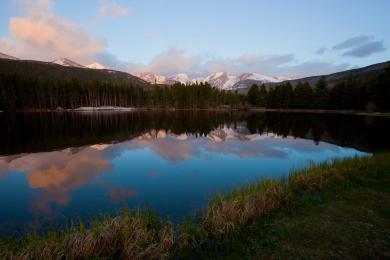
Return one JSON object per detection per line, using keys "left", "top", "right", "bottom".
{"left": 0, "top": 111, "right": 389, "bottom": 234}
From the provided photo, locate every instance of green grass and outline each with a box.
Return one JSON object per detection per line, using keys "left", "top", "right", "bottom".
{"left": 1, "top": 153, "right": 390, "bottom": 259}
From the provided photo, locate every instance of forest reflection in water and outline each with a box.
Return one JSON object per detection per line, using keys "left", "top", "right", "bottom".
{"left": 0, "top": 111, "right": 388, "bottom": 234}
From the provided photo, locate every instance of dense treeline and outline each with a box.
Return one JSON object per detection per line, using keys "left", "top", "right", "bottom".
{"left": 247, "top": 66, "right": 390, "bottom": 111}
{"left": 0, "top": 74, "right": 244, "bottom": 111}
{"left": 1, "top": 64, "right": 389, "bottom": 111}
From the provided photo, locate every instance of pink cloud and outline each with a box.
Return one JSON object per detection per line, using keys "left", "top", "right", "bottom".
{"left": 1, "top": 0, "right": 106, "bottom": 64}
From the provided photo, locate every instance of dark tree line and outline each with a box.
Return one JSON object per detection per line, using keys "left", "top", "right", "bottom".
{"left": 0, "top": 74, "right": 245, "bottom": 111}
{"left": 1, "top": 65, "right": 389, "bottom": 111}
{"left": 247, "top": 66, "right": 390, "bottom": 111}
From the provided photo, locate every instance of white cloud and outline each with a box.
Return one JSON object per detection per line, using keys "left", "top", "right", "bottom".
{"left": 148, "top": 49, "right": 202, "bottom": 75}
{"left": 203, "top": 54, "right": 294, "bottom": 76}
{"left": 112, "top": 49, "right": 347, "bottom": 78}
{"left": 1, "top": 0, "right": 106, "bottom": 64}
{"left": 99, "top": 0, "right": 129, "bottom": 17}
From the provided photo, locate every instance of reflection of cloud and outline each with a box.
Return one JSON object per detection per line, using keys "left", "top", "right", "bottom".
{"left": 108, "top": 188, "right": 137, "bottom": 201}
{"left": 205, "top": 138, "right": 287, "bottom": 159}
{"left": 148, "top": 170, "right": 160, "bottom": 177}
{"left": 129, "top": 138, "right": 200, "bottom": 163}
{"left": 98, "top": 180, "right": 138, "bottom": 202}
{"left": 123, "top": 130, "right": 202, "bottom": 162}
{"left": 28, "top": 155, "right": 110, "bottom": 190}
{"left": 0, "top": 149, "right": 111, "bottom": 215}
{"left": 90, "top": 144, "right": 112, "bottom": 151}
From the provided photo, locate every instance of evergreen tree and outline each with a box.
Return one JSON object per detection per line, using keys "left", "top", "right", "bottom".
{"left": 314, "top": 76, "right": 329, "bottom": 108}
{"left": 247, "top": 84, "right": 260, "bottom": 106}
{"left": 293, "top": 81, "right": 313, "bottom": 108}
{"left": 280, "top": 82, "right": 293, "bottom": 108}
{"left": 258, "top": 84, "right": 268, "bottom": 107}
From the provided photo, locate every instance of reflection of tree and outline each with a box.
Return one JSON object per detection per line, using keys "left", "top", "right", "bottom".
{"left": 0, "top": 111, "right": 389, "bottom": 155}
{"left": 244, "top": 112, "right": 390, "bottom": 152}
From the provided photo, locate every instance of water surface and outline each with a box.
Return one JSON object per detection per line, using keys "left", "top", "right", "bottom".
{"left": 0, "top": 111, "right": 389, "bottom": 234}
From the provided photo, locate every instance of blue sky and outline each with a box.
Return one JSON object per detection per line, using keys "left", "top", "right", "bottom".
{"left": 0, "top": 0, "right": 389, "bottom": 77}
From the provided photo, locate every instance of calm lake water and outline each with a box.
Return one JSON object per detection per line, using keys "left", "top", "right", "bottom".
{"left": 0, "top": 111, "right": 389, "bottom": 234}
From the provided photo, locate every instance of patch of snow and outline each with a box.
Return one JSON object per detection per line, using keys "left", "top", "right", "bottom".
{"left": 90, "top": 144, "right": 112, "bottom": 151}
{"left": 52, "top": 58, "right": 85, "bottom": 68}
{"left": 86, "top": 62, "right": 108, "bottom": 70}
{"left": 168, "top": 73, "right": 192, "bottom": 84}
{"left": 135, "top": 72, "right": 167, "bottom": 84}
{"left": 175, "top": 134, "right": 189, "bottom": 141}
{"left": 73, "top": 106, "right": 135, "bottom": 112}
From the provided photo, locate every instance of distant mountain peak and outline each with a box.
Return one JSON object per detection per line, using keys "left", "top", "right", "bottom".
{"left": 238, "top": 72, "right": 281, "bottom": 83}
{"left": 86, "top": 62, "right": 109, "bottom": 70}
{"left": 52, "top": 58, "right": 85, "bottom": 68}
{"left": 0, "top": 52, "right": 19, "bottom": 60}
{"left": 168, "top": 73, "right": 192, "bottom": 84}
{"left": 135, "top": 70, "right": 282, "bottom": 90}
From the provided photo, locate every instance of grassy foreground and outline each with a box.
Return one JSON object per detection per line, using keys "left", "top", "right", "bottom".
{"left": 1, "top": 153, "right": 390, "bottom": 259}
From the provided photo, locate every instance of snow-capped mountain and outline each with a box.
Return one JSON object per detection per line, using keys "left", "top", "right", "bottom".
{"left": 135, "top": 71, "right": 282, "bottom": 90}
{"left": 0, "top": 52, "right": 19, "bottom": 60}
{"left": 238, "top": 73, "right": 281, "bottom": 83}
{"left": 275, "top": 76, "right": 296, "bottom": 81}
{"left": 191, "top": 77, "right": 206, "bottom": 84}
{"left": 135, "top": 72, "right": 167, "bottom": 84}
{"left": 136, "top": 72, "right": 204, "bottom": 85}
{"left": 205, "top": 72, "right": 236, "bottom": 89}
{"left": 86, "top": 62, "right": 108, "bottom": 70}
{"left": 167, "top": 73, "right": 192, "bottom": 84}
{"left": 229, "top": 73, "right": 283, "bottom": 90}
{"left": 52, "top": 58, "right": 85, "bottom": 68}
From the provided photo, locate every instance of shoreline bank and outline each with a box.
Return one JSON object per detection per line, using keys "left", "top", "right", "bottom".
{"left": 2, "top": 107, "right": 390, "bottom": 117}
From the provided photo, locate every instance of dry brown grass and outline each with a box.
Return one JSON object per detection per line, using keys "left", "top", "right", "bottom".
{"left": 203, "top": 181, "right": 286, "bottom": 236}
{"left": 1, "top": 211, "right": 174, "bottom": 260}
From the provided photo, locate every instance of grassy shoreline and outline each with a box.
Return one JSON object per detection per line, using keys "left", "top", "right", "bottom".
{"left": 1, "top": 153, "right": 390, "bottom": 259}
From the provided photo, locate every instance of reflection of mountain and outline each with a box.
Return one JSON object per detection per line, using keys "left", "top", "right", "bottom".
{"left": 0, "top": 111, "right": 389, "bottom": 156}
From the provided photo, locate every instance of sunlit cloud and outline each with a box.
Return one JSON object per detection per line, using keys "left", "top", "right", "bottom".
{"left": 1, "top": 0, "right": 106, "bottom": 64}
{"left": 99, "top": 0, "right": 130, "bottom": 17}
{"left": 148, "top": 49, "right": 203, "bottom": 75}
{"left": 116, "top": 48, "right": 349, "bottom": 78}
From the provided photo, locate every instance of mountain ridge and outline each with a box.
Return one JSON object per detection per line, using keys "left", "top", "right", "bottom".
{"left": 0, "top": 52, "right": 389, "bottom": 92}
{"left": 0, "top": 57, "right": 149, "bottom": 88}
